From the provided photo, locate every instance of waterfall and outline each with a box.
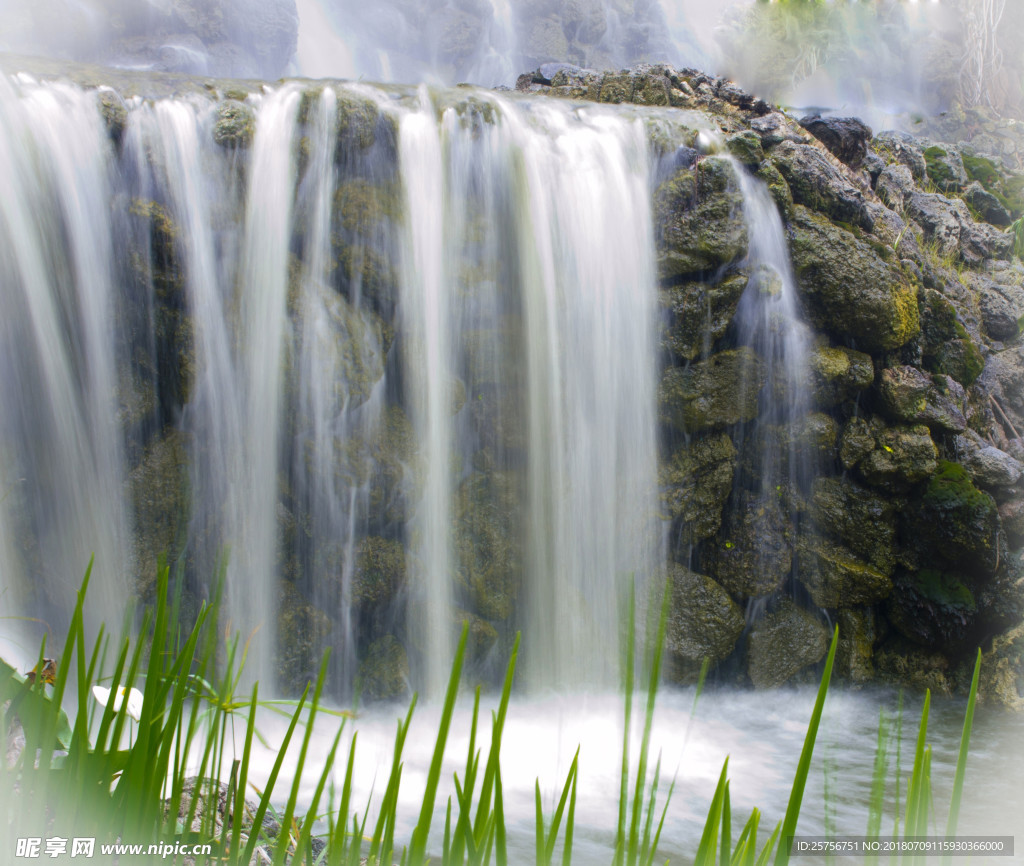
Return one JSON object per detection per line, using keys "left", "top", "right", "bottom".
{"left": 0, "top": 75, "right": 131, "bottom": 640}
{"left": 0, "top": 71, "right": 667, "bottom": 695}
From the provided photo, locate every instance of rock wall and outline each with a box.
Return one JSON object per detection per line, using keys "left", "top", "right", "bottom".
{"left": 521, "top": 64, "right": 1024, "bottom": 706}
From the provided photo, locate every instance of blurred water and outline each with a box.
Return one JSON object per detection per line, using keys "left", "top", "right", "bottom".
{"left": 239, "top": 687, "right": 1024, "bottom": 864}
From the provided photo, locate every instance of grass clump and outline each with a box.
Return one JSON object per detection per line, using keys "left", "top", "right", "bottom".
{"left": 1, "top": 563, "right": 987, "bottom": 865}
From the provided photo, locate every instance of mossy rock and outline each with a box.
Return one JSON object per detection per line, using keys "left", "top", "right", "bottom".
{"left": 338, "top": 405, "right": 423, "bottom": 532}
{"left": 885, "top": 568, "right": 977, "bottom": 650}
{"left": 357, "top": 635, "right": 409, "bottom": 702}
{"left": 129, "top": 429, "right": 191, "bottom": 598}
{"left": 809, "top": 476, "right": 896, "bottom": 574}
{"left": 852, "top": 423, "right": 939, "bottom": 493}
{"left": 212, "top": 100, "right": 255, "bottom": 149}
{"left": 874, "top": 637, "right": 952, "bottom": 695}
{"left": 276, "top": 582, "right": 334, "bottom": 693}
{"left": 804, "top": 343, "right": 874, "bottom": 407}
{"left": 96, "top": 89, "right": 128, "bottom": 143}
{"left": 835, "top": 608, "right": 876, "bottom": 684}
{"left": 659, "top": 432, "right": 737, "bottom": 546}
{"left": 877, "top": 366, "right": 966, "bottom": 434}
{"left": 747, "top": 600, "right": 829, "bottom": 689}
{"left": 664, "top": 565, "right": 744, "bottom": 682}
{"left": 771, "top": 140, "right": 873, "bottom": 230}
{"left": 790, "top": 412, "right": 839, "bottom": 457}
{"left": 658, "top": 347, "right": 765, "bottom": 434}
{"left": 978, "top": 622, "right": 1024, "bottom": 709}
{"left": 455, "top": 471, "right": 521, "bottom": 622}
{"left": 795, "top": 534, "right": 893, "bottom": 608}
{"left": 335, "top": 178, "right": 400, "bottom": 239}
{"left": 653, "top": 157, "right": 748, "bottom": 279}
{"left": 922, "top": 145, "right": 967, "bottom": 192}
{"left": 336, "top": 91, "right": 387, "bottom": 153}
{"left": 789, "top": 207, "right": 919, "bottom": 353}
{"left": 911, "top": 461, "right": 1000, "bottom": 577}
{"left": 918, "top": 289, "right": 984, "bottom": 386}
{"left": 726, "top": 130, "right": 763, "bottom": 167}
{"left": 334, "top": 243, "right": 398, "bottom": 319}
{"left": 352, "top": 536, "right": 406, "bottom": 609}
{"left": 469, "top": 387, "right": 527, "bottom": 453}
{"left": 660, "top": 273, "right": 748, "bottom": 362}
{"left": 756, "top": 159, "right": 793, "bottom": 219}
{"left": 707, "top": 491, "right": 792, "bottom": 598}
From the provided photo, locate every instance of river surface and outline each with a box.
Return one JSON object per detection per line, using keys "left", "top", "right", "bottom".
{"left": 239, "top": 686, "right": 1024, "bottom": 864}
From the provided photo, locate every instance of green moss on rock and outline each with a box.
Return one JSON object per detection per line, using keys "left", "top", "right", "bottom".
{"left": 747, "top": 600, "right": 830, "bottom": 689}
{"left": 455, "top": 471, "right": 521, "bottom": 621}
{"left": 805, "top": 344, "right": 874, "bottom": 407}
{"left": 661, "top": 273, "right": 748, "bottom": 361}
{"left": 796, "top": 534, "right": 893, "bottom": 608}
{"left": 810, "top": 476, "right": 896, "bottom": 574}
{"left": 659, "top": 432, "right": 736, "bottom": 546}
{"left": 659, "top": 347, "right": 765, "bottom": 434}
{"left": 789, "top": 206, "right": 920, "bottom": 353}
{"left": 654, "top": 157, "right": 748, "bottom": 279}
{"left": 664, "top": 565, "right": 744, "bottom": 682}
{"left": 212, "top": 100, "right": 255, "bottom": 149}
{"left": 357, "top": 635, "right": 409, "bottom": 701}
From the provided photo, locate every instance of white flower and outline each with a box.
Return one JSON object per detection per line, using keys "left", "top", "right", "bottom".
{"left": 91, "top": 685, "right": 144, "bottom": 722}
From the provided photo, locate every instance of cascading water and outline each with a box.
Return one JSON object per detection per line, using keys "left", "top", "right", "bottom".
{"left": 0, "top": 70, "right": 667, "bottom": 694}
{"left": 0, "top": 75, "right": 131, "bottom": 641}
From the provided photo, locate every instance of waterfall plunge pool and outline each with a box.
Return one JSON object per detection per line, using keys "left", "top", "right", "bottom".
{"left": 234, "top": 687, "right": 1024, "bottom": 863}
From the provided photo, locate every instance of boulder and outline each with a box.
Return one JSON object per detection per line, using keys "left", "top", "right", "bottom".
{"left": 961, "top": 272, "right": 1024, "bottom": 341}
{"left": 658, "top": 348, "right": 765, "bottom": 434}
{"left": 809, "top": 476, "right": 896, "bottom": 574}
{"left": 707, "top": 491, "right": 792, "bottom": 598}
{"left": 874, "top": 163, "right": 916, "bottom": 212}
{"left": 357, "top": 635, "right": 409, "bottom": 701}
{"left": 661, "top": 273, "right": 748, "bottom": 361}
{"left": 873, "top": 131, "right": 927, "bottom": 180}
{"left": 352, "top": 536, "right": 406, "bottom": 610}
{"left": 877, "top": 366, "right": 967, "bottom": 433}
{"left": 874, "top": 637, "right": 953, "bottom": 695}
{"left": 212, "top": 100, "right": 255, "bottom": 149}
{"left": 659, "top": 433, "right": 737, "bottom": 545}
{"left": 789, "top": 207, "right": 920, "bottom": 353}
{"left": 277, "top": 582, "right": 333, "bottom": 691}
{"left": 747, "top": 600, "right": 830, "bottom": 689}
{"left": 963, "top": 181, "right": 1012, "bottom": 226}
{"left": 664, "top": 565, "right": 744, "bottom": 679}
{"left": 885, "top": 569, "right": 977, "bottom": 651}
{"left": 904, "top": 191, "right": 967, "bottom": 258}
{"left": 796, "top": 534, "right": 893, "bottom": 608}
{"left": 953, "top": 430, "right": 1023, "bottom": 489}
{"left": 654, "top": 157, "right": 748, "bottom": 278}
{"left": 799, "top": 115, "right": 873, "bottom": 169}
{"left": 771, "top": 141, "right": 873, "bottom": 231}
{"left": 725, "top": 130, "right": 764, "bottom": 167}
{"left": 910, "top": 461, "right": 1001, "bottom": 578}
{"left": 749, "top": 112, "right": 804, "bottom": 149}
{"left": 804, "top": 343, "right": 874, "bottom": 407}
{"left": 917, "top": 288, "right": 985, "bottom": 386}
{"left": 852, "top": 423, "right": 939, "bottom": 492}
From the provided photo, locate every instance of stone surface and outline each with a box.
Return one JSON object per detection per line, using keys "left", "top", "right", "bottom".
{"left": 810, "top": 476, "right": 896, "bottom": 574}
{"left": 877, "top": 366, "right": 967, "bottom": 433}
{"left": 789, "top": 207, "right": 920, "bottom": 353}
{"left": 665, "top": 565, "right": 744, "bottom": 677}
{"left": 708, "top": 491, "right": 792, "bottom": 598}
{"left": 661, "top": 274, "right": 748, "bottom": 361}
{"left": 654, "top": 157, "right": 748, "bottom": 278}
{"left": 799, "top": 115, "right": 873, "bottom": 168}
{"left": 771, "top": 141, "right": 873, "bottom": 231}
{"left": 659, "top": 348, "right": 765, "bottom": 434}
{"left": 796, "top": 534, "right": 893, "bottom": 608}
{"left": 660, "top": 433, "right": 737, "bottom": 545}
{"left": 747, "top": 601, "right": 830, "bottom": 689}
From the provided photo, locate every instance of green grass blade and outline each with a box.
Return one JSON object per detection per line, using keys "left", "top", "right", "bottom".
{"left": 408, "top": 621, "right": 469, "bottom": 866}
{"left": 695, "top": 757, "right": 729, "bottom": 866}
{"left": 535, "top": 779, "right": 546, "bottom": 866}
{"left": 755, "top": 821, "right": 781, "bottom": 866}
{"left": 866, "top": 707, "right": 890, "bottom": 842}
{"left": 615, "top": 585, "right": 637, "bottom": 866}
{"left": 721, "top": 781, "right": 732, "bottom": 866}
{"left": 943, "top": 648, "right": 980, "bottom": 864}
{"left": 240, "top": 687, "right": 310, "bottom": 865}
{"left": 495, "top": 762, "right": 508, "bottom": 866}
{"left": 772, "top": 625, "right": 838, "bottom": 866}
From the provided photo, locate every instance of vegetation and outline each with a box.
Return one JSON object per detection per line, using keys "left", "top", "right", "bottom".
{"left": 1, "top": 562, "right": 983, "bottom": 865}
